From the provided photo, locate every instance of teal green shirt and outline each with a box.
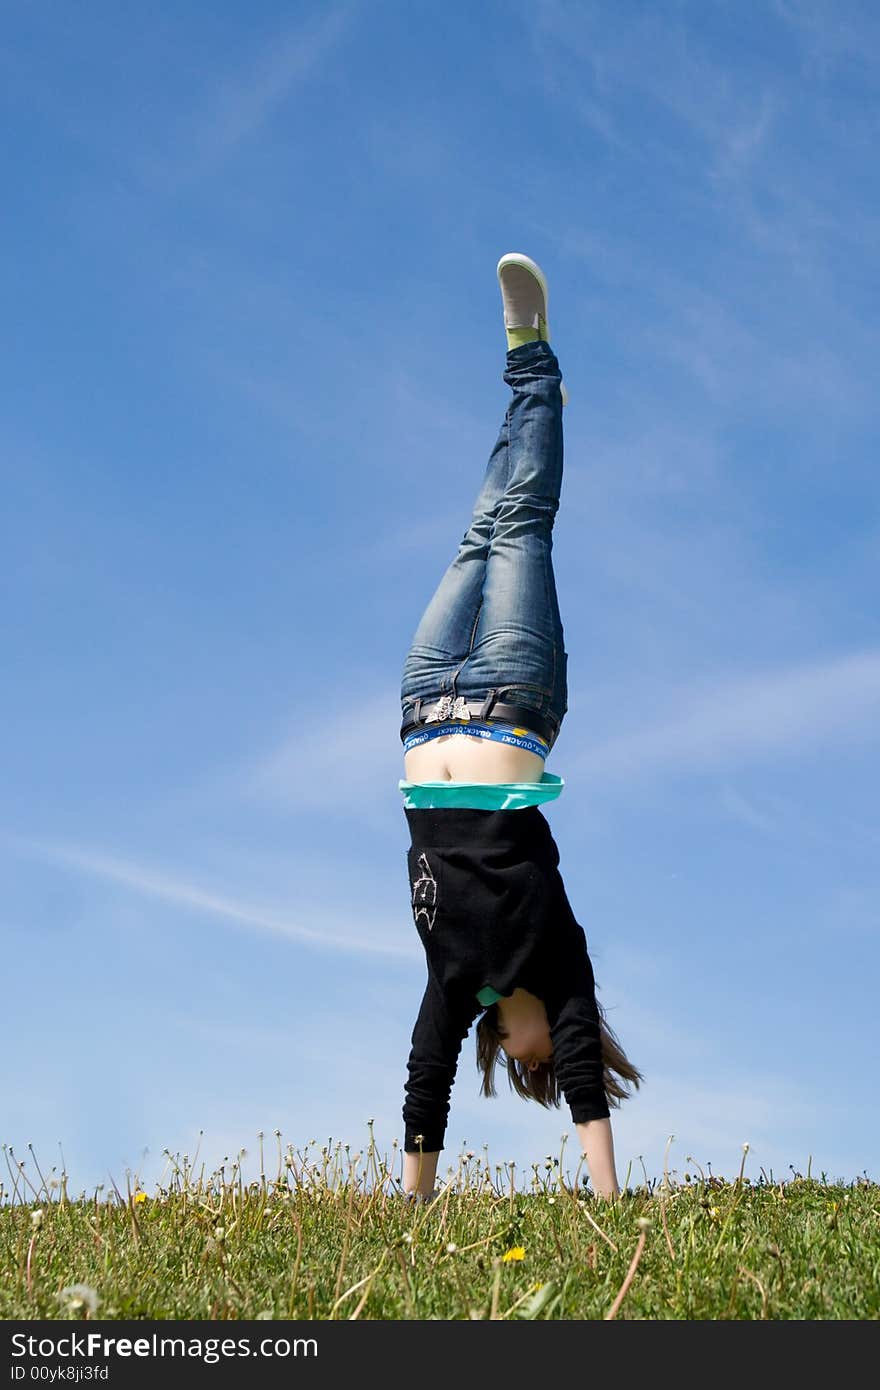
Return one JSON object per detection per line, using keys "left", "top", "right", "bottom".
{"left": 476, "top": 984, "right": 504, "bottom": 1007}
{"left": 399, "top": 772, "right": 564, "bottom": 1007}
{"left": 398, "top": 771, "right": 564, "bottom": 811}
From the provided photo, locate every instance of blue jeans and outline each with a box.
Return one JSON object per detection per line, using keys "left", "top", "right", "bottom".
{"left": 400, "top": 339, "right": 568, "bottom": 744}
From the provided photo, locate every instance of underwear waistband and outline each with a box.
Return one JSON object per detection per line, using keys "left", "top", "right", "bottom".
{"left": 401, "top": 719, "right": 549, "bottom": 759}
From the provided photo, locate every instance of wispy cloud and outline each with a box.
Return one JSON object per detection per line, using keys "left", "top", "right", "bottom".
{"left": 824, "top": 884, "right": 880, "bottom": 936}
{"left": 527, "top": 0, "right": 880, "bottom": 294}
{"left": 773, "top": 0, "right": 880, "bottom": 79}
{"left": 717, "top": 785, "right": 781, "bottom": 836}
{"left": 527, "top": 0, "right": 779, "bottom": 174}
{"left": 574, "top": 648, "right": 880, "bottom": 781}
{"left": 249, "top": 648, "right": 880, "bottom": 800}
{"left": 638, "top": 287, "right": 869, "bottom": 417}
{"left": 150, "top": 4, "right": 356, "bottom": 187}
{"left": 248, "top": 686, "right": 402, "bottom": 809}
{"left": 553, "top": 226, "right": 873, "bottom": 424}
{"left": 610, "top": 1069, "right": 835, "bottom": 1182}
{"left": 4, "top": 835, "right": 418, "bottom": 962}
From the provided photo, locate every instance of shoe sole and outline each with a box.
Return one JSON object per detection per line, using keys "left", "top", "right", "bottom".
{"left": 496, "top": 252, "right": 568, "bottom": 406}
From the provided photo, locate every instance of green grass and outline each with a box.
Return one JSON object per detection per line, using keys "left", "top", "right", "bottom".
{"left": 2, "top": 1131, "right": 877, "bottom": 1320}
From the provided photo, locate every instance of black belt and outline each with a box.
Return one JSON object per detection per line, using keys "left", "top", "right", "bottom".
{"left": 400, "top": 695, "right": 558, "bottom": 748}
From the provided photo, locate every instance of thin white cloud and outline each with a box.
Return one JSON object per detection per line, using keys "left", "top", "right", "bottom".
{"left": 574, "top": 648, "right": 880, "bottom": 781}
{"left": 528, "top": 1, "right": 880, "bottom": 297}
{"left": 641, "top": 291, "right": 868, "bottom": 416}
{"left": 548, "top": 224, "right": 873, "bottom": 425}
{"left": 4, "top": 835, "right": 418, "bottom": 962}
{"left": 156, "top": 4, "right": 356, "bottom": 185}
{"left": 717, "top": 785, "right": 781, "bottom": 836}
{"left": 528, "top": 0, "right": 777, "bottom": 170}
{"left": 825, "top": 885, "right": 880, "bottom": 936}
{"left": 773, "top": 0, "right": 880, "bottom": 78}
{"left": 250, "top": 649, "right": 880, "bottom": 799}
{"left": 248, "top": 686, "right": 402, "bottom": 807}
{"left": 609, "top": 1069, "right": 836, "bottom": 1183}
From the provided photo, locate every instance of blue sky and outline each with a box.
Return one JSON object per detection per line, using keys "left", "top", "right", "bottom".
{"left": 3, "top": 0, "right": 879, "bottom": 1199}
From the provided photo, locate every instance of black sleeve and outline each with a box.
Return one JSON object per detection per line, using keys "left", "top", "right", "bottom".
{"left": 548, "top": 990, "right": 611, "bottom": 1123}
{"left": 542, "top": 888, "right": 611, "bottom": 1124}
{"left": 402, "top": 972, "right": 478, "bottom": 1153}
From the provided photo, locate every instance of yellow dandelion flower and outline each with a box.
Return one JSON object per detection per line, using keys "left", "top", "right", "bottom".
{"left": 502, "top": 1246, "right": 526, "bottom": 1262}
{"left": 134, "top": 1191, "right": 148, "bottom": 1204}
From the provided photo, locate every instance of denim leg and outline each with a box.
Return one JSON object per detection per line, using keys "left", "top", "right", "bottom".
{"left": 400, "top": 417, "right": 511, "bottom": 703}
{"left": 455, "top": 340, "right": 567, "bottom": 723}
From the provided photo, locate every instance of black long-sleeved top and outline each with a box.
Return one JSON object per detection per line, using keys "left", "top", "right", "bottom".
{"left": 402, "top": 804, "right": 610, "bottom": 1152}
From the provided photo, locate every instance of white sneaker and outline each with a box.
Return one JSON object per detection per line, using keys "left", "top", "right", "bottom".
{"left": 497, "top": 252, "right": 568, "bottom": 405}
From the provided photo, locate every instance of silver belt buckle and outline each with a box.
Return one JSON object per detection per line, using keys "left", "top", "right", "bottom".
{"left": 425, "top": 694, "right": 454, "bottom": 722}
{"left": 425, "top": 694, "right": 471, "bottom": 723}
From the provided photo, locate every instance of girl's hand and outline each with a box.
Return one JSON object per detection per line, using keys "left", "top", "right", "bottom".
{"left": 575, "top": 1117, "right": 620, "bottom": 1200}
{"left": 401, "top": 1189, "right": 440, "bottom": 1206}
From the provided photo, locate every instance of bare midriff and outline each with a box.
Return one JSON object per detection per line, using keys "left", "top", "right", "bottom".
{"left": 403, "top": 732, "right": 546, "bottom": 784}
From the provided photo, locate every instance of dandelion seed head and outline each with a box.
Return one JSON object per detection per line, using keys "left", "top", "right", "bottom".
{"left": 57, "top": 1284, "right": 100, "bottom": 1315}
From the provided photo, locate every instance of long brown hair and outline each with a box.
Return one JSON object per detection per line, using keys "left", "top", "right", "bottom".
{"left": 475, "top": 990, "right": 643, "bottom": 1111}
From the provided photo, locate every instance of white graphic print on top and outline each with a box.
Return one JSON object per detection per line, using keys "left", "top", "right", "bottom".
{"left": 411, "top": 851, "right": 438, "bottom": 932}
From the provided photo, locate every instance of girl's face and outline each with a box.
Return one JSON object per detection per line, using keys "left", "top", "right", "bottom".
{"left": 499, "top": 997, "right": 554, "bottom": 1073}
